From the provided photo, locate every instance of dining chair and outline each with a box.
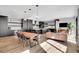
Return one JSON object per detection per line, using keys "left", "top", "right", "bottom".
{"left": 16, "top": 32, "right": 22, "bottom": 42}
{"left": 30, "top": 34, "right": 39, "bottom": 47}
{"left": 20, "top": 34, "right": 30, "bottom": 47}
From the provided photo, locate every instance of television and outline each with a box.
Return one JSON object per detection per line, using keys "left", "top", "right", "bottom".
{"left": 59, "top": 23, "right": 68, "bottom": 27}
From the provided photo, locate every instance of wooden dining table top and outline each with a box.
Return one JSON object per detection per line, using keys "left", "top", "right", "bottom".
{"left": 20, "top": 32, "right": 37, "bottom": 38}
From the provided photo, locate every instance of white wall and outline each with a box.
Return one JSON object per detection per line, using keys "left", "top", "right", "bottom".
{"left": 56, "top": 17, "right": 76, "bottom": 29}
{"left": 77, "top": 8, "right": 79, "bottom": 46}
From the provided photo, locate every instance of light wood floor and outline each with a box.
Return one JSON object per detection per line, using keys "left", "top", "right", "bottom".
{"left": 0, "top": 36, "right": 27, "bottom": 53}
{"left": 0, "top": 35, "right": 77, "bottom": 53}
{"left": 67, "top": 41, "right": 78, "bottom": 53}
{"left": 0, "top": 35, "right": 46, "bottom": 53}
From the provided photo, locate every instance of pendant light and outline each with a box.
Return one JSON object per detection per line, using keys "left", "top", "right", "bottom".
{"left": 35, "top": 5, "right": 39, "bottom": 20}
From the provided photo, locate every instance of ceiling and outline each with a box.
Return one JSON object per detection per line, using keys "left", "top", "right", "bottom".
{"left": 0, "top": 5, "right": 78, "bottom": 21}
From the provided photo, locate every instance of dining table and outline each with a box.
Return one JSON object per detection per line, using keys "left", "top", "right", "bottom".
{"left": 19, "top": 32, "right": 38, "bottom": 47}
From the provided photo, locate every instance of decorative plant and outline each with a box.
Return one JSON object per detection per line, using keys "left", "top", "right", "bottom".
{"left": 68, "top": 23, "right": 72, "bottom": 30}
{"left": 68, "top": 22, "right": 75, "bottom": 30}
{"left": 67, "top": 22, "right": 76, "bottom": 34}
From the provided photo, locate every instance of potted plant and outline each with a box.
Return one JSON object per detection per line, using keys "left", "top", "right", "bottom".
{"left": 67, "top": 22, "right": 76, "bottom": 35}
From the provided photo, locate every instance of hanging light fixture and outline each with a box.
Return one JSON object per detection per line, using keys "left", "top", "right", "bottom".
{"left": 24, "top": 10, "right": 26, "bottom": 21}
{"left": 28, "top": 8, "right": 32, "bottom": 16}
{"left": 24, "top": 8, "right": 32, "bottom": 21}
{"left": 35, "top": 5, "right": 39, "bottom": 20}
